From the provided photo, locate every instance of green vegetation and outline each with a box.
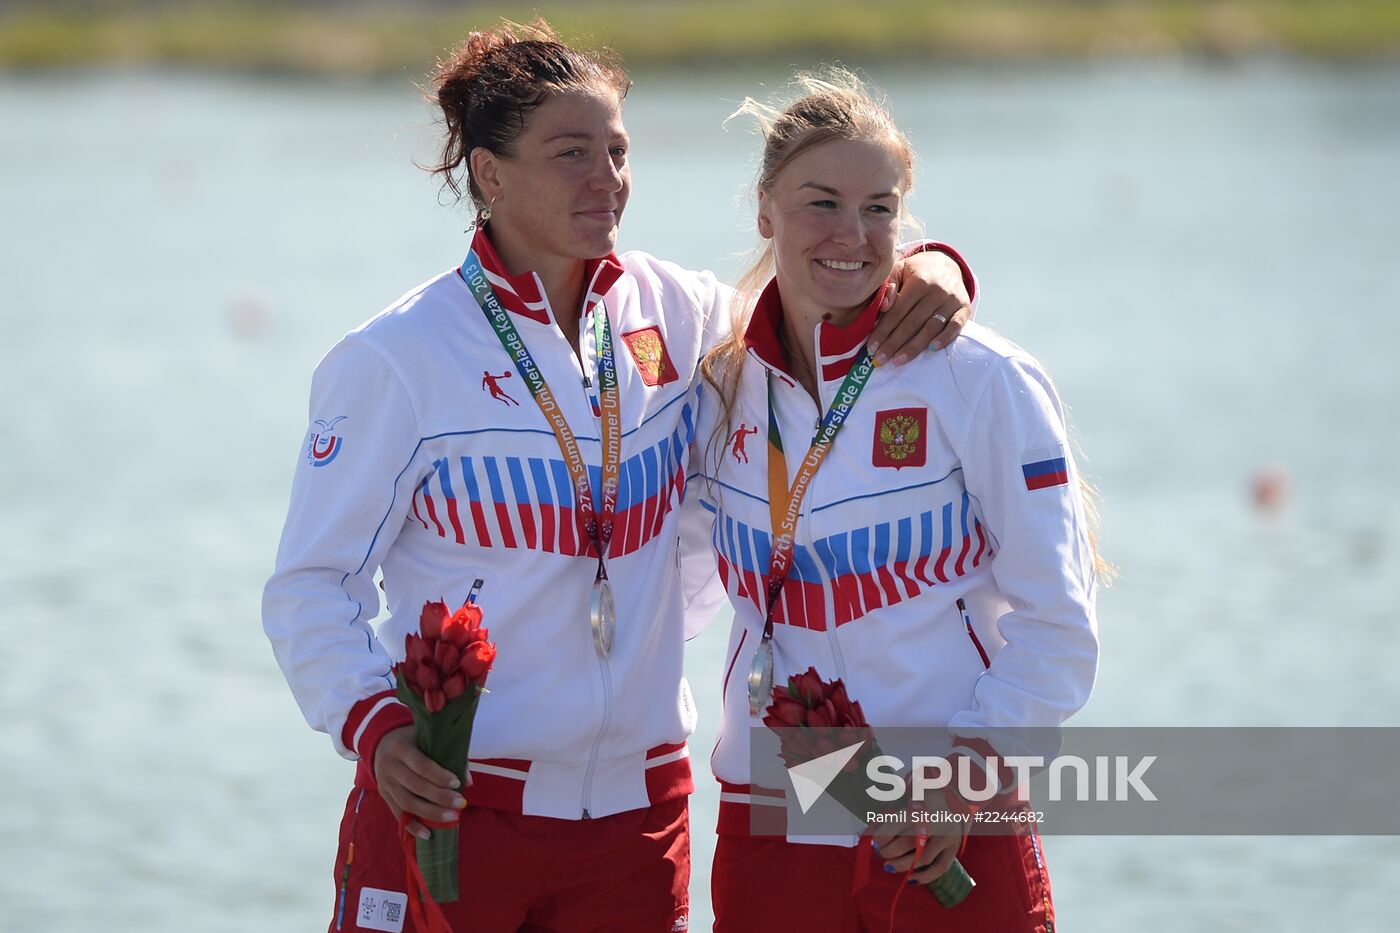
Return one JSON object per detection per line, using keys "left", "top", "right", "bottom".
{"left": 2, "top": 1, "right": 1398, "bottom": 75}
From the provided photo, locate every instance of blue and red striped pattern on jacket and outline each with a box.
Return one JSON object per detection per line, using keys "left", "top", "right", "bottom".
{"left": 409, "top": 402, "right": 694, "bottom": 557}
{"left": 700, "top": 483, "right": 995, "bottom": 630}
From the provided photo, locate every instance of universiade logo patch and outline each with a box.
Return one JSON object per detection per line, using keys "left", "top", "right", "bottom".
{"left": 308, "top": 415, "right": 346, "bottom": 467}
{"left": 356, "top": 887, "right": 407, "bottom": 932}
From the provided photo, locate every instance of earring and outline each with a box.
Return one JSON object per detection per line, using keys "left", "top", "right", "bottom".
{"left": 480, "top": 196, "right": 499, "bottom": 224}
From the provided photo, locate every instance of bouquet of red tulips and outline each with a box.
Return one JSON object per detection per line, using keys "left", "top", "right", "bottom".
{"left": 763, "top": 667, "right": 875, "bottom": 765}
{"left": 394, "top": 591, "right": 496, "bottom": 906}
{"left": 763, "top": 667, "right": 974, "bottom": 908}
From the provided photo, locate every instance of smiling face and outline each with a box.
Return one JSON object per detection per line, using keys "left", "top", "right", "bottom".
{"left": 757, "top": 135, "right": 906, "bottom": 327}
{"left": 472, "top": 84, "right": 631, "bottom": 274}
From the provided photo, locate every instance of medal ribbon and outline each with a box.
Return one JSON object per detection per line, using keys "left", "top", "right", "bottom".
{"left": 761, "top": 345, "right": 877, "bottom": 635}
{"left": 461, "top": 251, "right": 621, "bottom": 564}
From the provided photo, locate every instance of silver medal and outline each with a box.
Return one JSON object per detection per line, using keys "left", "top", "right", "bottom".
{"left": 747, "top": 636, "right": 775, "bottom": 716}
{"left": 590, "top": 576, "right": 616, "bottom": 659}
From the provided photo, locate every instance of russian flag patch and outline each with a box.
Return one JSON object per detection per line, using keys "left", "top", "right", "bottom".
{"left": 1021, "top": 444, "right": 1069, "bottom": 491}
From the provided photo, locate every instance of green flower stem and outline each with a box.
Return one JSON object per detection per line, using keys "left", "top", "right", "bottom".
{"left": 926, "top": 857, "right": 975, "bottom": 907}
{"left": 396, "top": 680, "right": 486, "bottom": 905}
{"left": 415, "top": 825, "right": 460, "bottom": 903}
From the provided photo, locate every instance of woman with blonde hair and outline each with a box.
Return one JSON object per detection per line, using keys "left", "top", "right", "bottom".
{"left": 698, "top": 71, "right": 1099, "bottom": 931}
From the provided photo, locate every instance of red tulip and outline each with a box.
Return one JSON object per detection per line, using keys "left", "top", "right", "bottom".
{"left": 405, "top": 634, "right": 431, "bottom": 665}
{"left": 829, "top": 679, "right": 851, "bottom": 707}
{"left": 460, "top": 640, "right": 496, "bottom": 682}
{"left": 454, "top": 609, "right": 484, "bottom": 647}
{"left": 849, "top": 700, "right": 868, "bottom": 727}
{"left": 424, "top": 688, "right": 446, "bottom": 713}
{"left": 443, "top": 604, "right": 480, "bottom": 647}
{"left": 442, "top": 672, "right": 467, "bottom": 701}
{"left": 415, "top": 663, "right": 441, "bottom": 691}
{"left": 420, "top": 600, "right": 449, "bottom": 640}
{"left": 447, "top": 603, "right": 483, "bottom": 633}
{"left": 434, "top": 641, "right": 460, "bottom": 674}
{"left": 790, "top": 668, "right": 825, "bottom": 707}
{"left": 762, "top": 697, "right": 807, "bottom": 729}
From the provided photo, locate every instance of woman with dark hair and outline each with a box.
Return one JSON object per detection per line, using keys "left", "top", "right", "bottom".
{"left": 697, "top": 71, "right": 1100, "bottom": 932}
{"left": 263, "top": 22, "right": 974, "bottom": 932}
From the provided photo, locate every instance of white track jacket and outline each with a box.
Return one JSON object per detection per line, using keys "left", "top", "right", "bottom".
{"left": 263, "top": 228, "right": 731, "bottom": 820}
{"left": 695, "top": 279, "right": 1099, "bottom": 836}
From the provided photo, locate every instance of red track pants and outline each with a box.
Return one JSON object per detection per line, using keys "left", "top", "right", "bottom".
{"left": 711, "top": 827, "right": 1052, "bottom": 933}
{"left": 329, "top": 766, "right": 690, "bottom": 933}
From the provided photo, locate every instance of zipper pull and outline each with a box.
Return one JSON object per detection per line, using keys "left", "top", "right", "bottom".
{"left": 581, "top": 808, "right": 592, "bottom": 820}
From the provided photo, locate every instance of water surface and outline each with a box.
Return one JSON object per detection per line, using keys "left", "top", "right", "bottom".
{"left": 2, "top": 61, "right": 1398, "bottom": 930}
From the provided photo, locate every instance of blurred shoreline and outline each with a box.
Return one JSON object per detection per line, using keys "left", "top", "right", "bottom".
{"left": 2, "top": 1, "right": 1399, "bottom": 77}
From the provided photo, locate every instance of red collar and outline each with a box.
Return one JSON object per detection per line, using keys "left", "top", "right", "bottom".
{"left": 743, "top": 277, "right": 889, "bottom": 383}
{"left": 464, "top": 225, "right": 624, "bottom": 325}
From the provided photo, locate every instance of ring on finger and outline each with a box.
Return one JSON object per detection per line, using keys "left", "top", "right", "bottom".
{"left": 931, "top": 313, "right": 948, "bottom": 328}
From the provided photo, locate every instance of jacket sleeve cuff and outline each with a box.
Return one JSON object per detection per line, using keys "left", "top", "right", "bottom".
{"left": 898, "top": 240, "right": 979, "bottom": 307}
{"left": 342, "top": 689, "right": 415, "bottom": 773}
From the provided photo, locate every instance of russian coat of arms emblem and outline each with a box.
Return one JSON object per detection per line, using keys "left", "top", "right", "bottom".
{"left": 872, "top": 407, "right": 927, "bottom": 469}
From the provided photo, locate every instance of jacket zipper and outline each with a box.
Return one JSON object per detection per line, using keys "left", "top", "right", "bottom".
{"left": 580, "top": 654, "right": 614, "bottom": 818}
{"left": 577, "top": 295, "right": 612, "bottom": 819}
{"left": 788, "top": 372, "right": 849, "bottom": 682}
{"left": 822, "top": 494, "right": 849, "bottom": 682}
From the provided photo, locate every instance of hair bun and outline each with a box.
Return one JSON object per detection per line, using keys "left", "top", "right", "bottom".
{"left": 424, "top": 18, "right": 629, "bottom": 206}
{"left": 441, "top": 26, "right": 518, "bottom": 91}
